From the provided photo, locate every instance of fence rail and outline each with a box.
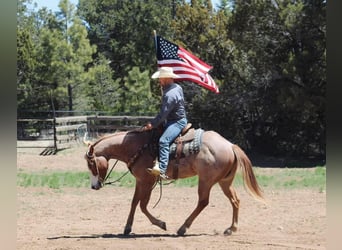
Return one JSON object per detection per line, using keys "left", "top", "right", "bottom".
{"left": 17, "top": 115, "right": 153, "bottom": 154}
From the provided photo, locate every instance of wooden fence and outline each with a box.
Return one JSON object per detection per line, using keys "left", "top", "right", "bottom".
{"left": 17, "top": 115, "right": 153, "bottom": 155}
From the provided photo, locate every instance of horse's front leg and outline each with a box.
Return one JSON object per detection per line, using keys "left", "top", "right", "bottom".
{"left": 124, "top": 184, "right": 140, "bottom": 235}
{"left": 139, "top": 180, "right": 167, "bottom": 231}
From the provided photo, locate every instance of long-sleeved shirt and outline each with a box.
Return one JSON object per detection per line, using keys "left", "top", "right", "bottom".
{"left": 151, "top": 83, "right": 186, "bottom": 128}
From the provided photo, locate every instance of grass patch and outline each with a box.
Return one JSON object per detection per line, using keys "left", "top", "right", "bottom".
{"left": 17, "top": 171, "right": 137, "bottom": 189}
{"left": 17, "top": 171, "right": 91, "bottom": 189}
{"left": 173, "top": 176, "right": 198, "bottom": 187}
{"left": 17, "top": 166, "right": 326, "bottom": 191}
{"left": 252, "top": 166, "right": 326, "bottom": 192}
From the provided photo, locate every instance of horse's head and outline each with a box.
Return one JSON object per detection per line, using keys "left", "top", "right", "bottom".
{"left": 84, "top": 144, "right": 109, "bottom": 190}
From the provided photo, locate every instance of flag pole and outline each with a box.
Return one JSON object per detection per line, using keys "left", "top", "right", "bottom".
{"left": 153, "top": 30, "right": 157, "bottom": 53}
{"left": 152, "top": 30, "right": 163, "bottom": 96}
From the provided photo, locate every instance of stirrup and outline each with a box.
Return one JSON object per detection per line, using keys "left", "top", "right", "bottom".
{"left": 159, "top": 173, "right": 169, "bottom": 180}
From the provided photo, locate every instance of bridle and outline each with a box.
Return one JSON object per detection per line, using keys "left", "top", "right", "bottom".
{"left": 85, "top": 153, "right": 104, "bottom": 183}
{"left": 84, "top": 130, "right": 169, "bottom": 208}
{"left": 85, "top": 129, "right": 160, "bottom": 187}
{"left": 85, "top": 151, "right": 123, "bottom": 187}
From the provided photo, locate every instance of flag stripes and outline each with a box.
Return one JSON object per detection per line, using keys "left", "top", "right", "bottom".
{"left": 155, "top": 36, "right": 219, "bottom": 93}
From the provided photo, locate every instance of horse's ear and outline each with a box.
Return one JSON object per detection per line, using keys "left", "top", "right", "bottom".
{"left": 83, "top": 132, "right": 92, "bottom": 146}
{"left": 88, "top": 144, "right": 94, "bottom": 156}
{"left": 85, "top": 144, "right": 94, "bottom": 158}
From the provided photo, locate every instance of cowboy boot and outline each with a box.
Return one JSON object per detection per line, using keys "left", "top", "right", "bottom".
{"left": 147, "top": 160, "right": 160, "bottom": 176}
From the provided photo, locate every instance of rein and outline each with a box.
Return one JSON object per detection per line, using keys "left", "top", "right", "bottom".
{"left": 102, "top": 141, "right": 150, "bottom": 186}
{"left": 97, "top": 129, "right": 173, "bottom": 208}
{"left": 102, "top": 130, "right": 151, "bottom": 186}
{"left": 127, "top": 143, "right": 150, "bottom": 170}
{"left": 103, "top": 159, "right": 130, "bottom": 186}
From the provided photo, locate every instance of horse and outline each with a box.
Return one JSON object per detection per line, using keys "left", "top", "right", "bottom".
{"left": 83, "top": 128, "right": 264, "bottom": 236}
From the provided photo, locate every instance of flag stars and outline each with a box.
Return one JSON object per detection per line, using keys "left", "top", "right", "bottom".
{"left": 159, "top": 38, "right": 181, "bottom": 60}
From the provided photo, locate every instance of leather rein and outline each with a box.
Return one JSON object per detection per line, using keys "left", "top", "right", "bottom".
{"left": 101, "top": 130, "right": 172, "bottom": 208}
{"left": 103, "top": 142, "right": 149, "bottom": 186}
{"left": 103, "top": 159, "right": 129, "bottom": 185}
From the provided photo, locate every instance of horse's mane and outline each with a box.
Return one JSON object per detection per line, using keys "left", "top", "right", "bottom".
{"left": 91, "top": 129, "right": 147, "bottom": 147}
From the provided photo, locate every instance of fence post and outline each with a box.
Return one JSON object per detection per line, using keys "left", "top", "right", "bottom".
{"left": 86, "top": 116, "right": 93, "bottom": 138}
{"left": 53, "top": 117, "right": 57, "bottom": 152}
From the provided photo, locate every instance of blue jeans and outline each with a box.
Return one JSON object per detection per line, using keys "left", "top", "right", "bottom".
{"left": 159, "top": 118, "right": 187, "bottom": 173}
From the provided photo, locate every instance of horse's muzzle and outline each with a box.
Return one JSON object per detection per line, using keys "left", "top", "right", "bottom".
{"left": 91, "top": 181, "right": 102, "bottom": 190}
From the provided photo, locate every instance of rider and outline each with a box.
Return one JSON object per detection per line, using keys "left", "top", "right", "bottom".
{"left": 144, "top": 67, "right": 187, "bottom": 179}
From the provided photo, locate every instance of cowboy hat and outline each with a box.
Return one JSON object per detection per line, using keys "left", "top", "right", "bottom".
{"left": 151, "top": 67, "right": 180, "bottom": 79}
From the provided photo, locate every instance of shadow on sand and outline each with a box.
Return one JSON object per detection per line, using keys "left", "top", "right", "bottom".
{"left": 47, "top": 232, "right": 212, "bottom": 240}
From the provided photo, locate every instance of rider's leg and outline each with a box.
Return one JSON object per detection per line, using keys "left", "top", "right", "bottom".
{"left": 158, "top": 118, "right": 187, "bottom": 175}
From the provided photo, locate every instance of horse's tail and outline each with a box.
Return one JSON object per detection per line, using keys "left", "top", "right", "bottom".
{"left": 232, "top": 144, "right": 265, "bottom": 203}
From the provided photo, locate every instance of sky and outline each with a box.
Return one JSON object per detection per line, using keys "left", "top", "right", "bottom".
{"left": 29, "top": 0, "right": 79, "bottom": 11}
{"left": 30, "top": 0, "right": 221, "bottom": 12}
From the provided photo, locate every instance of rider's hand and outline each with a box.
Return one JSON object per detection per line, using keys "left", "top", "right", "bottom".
{"left": 142, "top": 123, "right": 152, "bottom": 131}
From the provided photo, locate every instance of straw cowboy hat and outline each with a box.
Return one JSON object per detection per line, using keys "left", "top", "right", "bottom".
{"left": 151, "top": 67, "right": 180, "bottom": 79}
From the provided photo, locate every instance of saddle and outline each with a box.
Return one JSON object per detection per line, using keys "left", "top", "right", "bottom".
{"left": 149, "top": 123, "right": 203, "bottom": 179}
{"left": 174, "top": 123, "right": 195, "bottom": 158}
{"left": 171, "top": 123, "right": 202, "bottom": 179}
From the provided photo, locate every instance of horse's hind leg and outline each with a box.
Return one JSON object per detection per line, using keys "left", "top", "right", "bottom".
{"left": 177, "top": 180, "right": 212, "bottom": 236}
{"left": 218, "top": 180, "right": 240, "bottom": 235}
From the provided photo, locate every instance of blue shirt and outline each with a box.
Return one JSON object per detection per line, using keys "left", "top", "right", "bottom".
{"left": 151, "top": 83, "right": 186, "bottom": 128}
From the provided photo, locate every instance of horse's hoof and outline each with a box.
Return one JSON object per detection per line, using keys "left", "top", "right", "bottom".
{"left": 160, "top": 221, "right": 167, "bottom": 231}
{"left": 177, "top": 226, "right": 186, "bottom": 236}
{"left": 223, "top": 229, "right": 232, "bottom": 235}
{"left": 223, "top": 227, "right": 236, "bottom": 236}
{"left": 124, "top": 226, "right": 131, "bottom": 235}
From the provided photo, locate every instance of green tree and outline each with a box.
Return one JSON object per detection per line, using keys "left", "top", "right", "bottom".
{"left": 82, "top": 54, "right": 117, "bottom": 112}
{"left": 17, "top": 0, "right": 99, "bottom": 115}
{"left": 120, "top": 67, "right": 158, "bottom": 115}
{"left": 226, "top": 0, "right": 326, "bottom": 156}
{"left": 77, "top": 0, "right": 173, "bottom": 89}
{"left": 51, "top": 0, "right": 97, "bottom": 112}
{"left": 17, "top": 0, "right": 56, "bottom": 115}
{"left": 17, "top": 0, "right": 325, "bottom": 158}
{"left": 171, "top": 0, "right": 238, "bottom": 139}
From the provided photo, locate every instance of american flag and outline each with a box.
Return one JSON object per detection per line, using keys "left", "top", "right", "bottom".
{"left": 155, "top": 36, "right": 219, "bottom": 94}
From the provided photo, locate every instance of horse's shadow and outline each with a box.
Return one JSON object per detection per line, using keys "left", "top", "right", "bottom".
{"left": 47, "top": 232, "right": 212, "bottom": 240}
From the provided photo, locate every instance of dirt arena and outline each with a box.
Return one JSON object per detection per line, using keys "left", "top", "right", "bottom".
{"left": 17, "top": 146, "right": 326, "bottom": 249}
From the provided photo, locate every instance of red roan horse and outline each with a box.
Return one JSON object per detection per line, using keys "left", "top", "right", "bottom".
{"left": 84, "top": 128, "right": 264, "bottom": 236}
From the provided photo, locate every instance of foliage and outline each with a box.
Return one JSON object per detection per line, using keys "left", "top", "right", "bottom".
{"left": 17, "top": 0, "right": 326, "bottom": 158}
{"left": 121, "top": 67, "right": 160, "bottom": 115}
{"left": 17, "top": 0, "right": 98, "bottom": 115}
{"left": 183, "top": 0, "right": 326, "bottom": 157}
{"left": 77, "top": 0, "right": 173, "bottom": 95}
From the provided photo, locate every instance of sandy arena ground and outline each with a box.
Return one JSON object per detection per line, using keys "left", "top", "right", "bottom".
{"left": 17, "top": 146, "right": 326, "bottom": 249}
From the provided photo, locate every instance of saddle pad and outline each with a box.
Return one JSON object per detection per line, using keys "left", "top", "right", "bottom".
{"left": 169, "top": 128, "right": 204, "bottom": 159}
